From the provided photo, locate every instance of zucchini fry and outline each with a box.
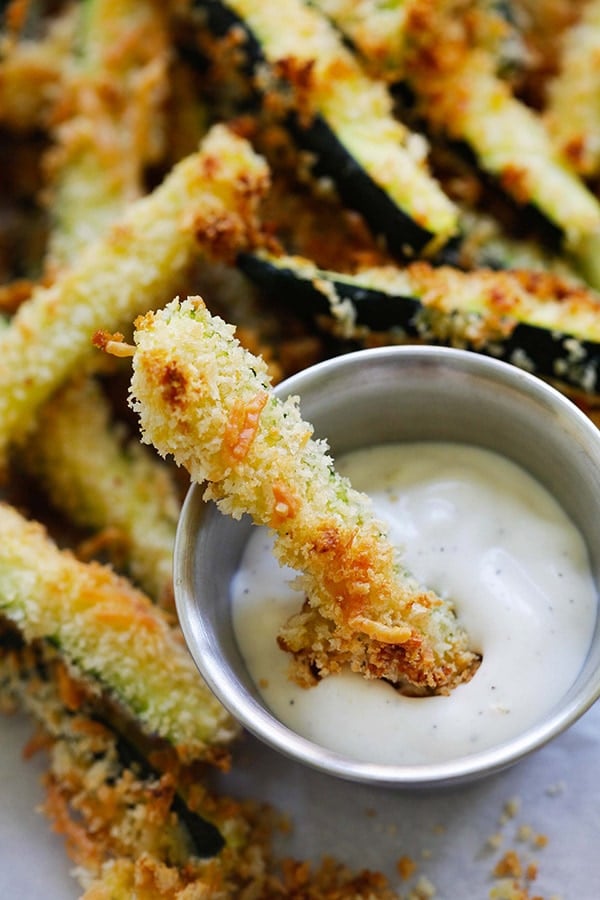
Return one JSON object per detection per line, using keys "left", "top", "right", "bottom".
{"left": 1, "top": 614, "right": 396, "bottom": 895}
{"left": 309, "top": 1, "right": 600, "bottom": 284}
{"left": 0, "top": 624, "right": 231, "bottom": 862}
{"left": 43, "top": 0, "right": 171, "bottom": 274}
{"left": 22, "top": 0, "right": 181, "bottom": 607}
{"left": 239, "top": 250, "right": 600, "bottom": 393}
{"left": 402, "top": 0, "right": 600, "bottom": 286}
{"left": 544, "top": 0, "right": 600, "bottom": 177}
{"left": 121, "top": 296, "right": 480, "bottom": 695}
{"left": 23, "top": 375, "right": 180, "bottom": 607}
{"left": 309, "top": 0, "right": 409, "bottom": 82}
{"left": 192, "top": 0, "right": 459, "bottom": 256}
{"left": 0, "top": 501, "right": 238, "bottom": 763}
{"left": 0, "top": 4, "right": 76, "bottom": 132}
{"left": 0, "top": 123, "right": 269, "bottom": 466}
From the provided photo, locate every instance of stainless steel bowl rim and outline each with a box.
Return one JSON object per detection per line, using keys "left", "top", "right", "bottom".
{"left": 174, "top": 345, "right": 600, "bottom": 788}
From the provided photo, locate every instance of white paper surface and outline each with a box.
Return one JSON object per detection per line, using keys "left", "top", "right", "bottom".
{"left": 0, "top": 714, "right": 77, "bottom": 898}
{"left": 2, "top": 698, "right": 600, "bottom": 898}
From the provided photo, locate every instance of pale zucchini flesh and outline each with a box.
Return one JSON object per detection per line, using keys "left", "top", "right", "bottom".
{"left": 194, "top": 0, "right": 459, "bottom": 256}
{"left": 0, "top": 501, "right": 238, "bottom": 762}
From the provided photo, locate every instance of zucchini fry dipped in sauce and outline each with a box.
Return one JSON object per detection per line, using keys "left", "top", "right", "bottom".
{"left": 0, "top": 501, "right": 238, "bottom": 764}
{"left": 191, "top": 0, "right": 459, "bottom": 257}
{"left": 0, "top": 123, "right": 269, "bottom": 468}
{"left": 110, "top": 297, "right": 480, "bottom": 696}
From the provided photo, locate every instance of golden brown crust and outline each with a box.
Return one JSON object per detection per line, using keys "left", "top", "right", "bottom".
{"left": 128, "top": 297, "right": 480, "bottom": 696}
{"left": 0, "top": 501, "right": 239, "bottom": 762}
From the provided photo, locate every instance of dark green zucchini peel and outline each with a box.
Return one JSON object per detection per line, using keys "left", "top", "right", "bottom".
{"left": 239, "top": 250, "right": 600, "bottom": 394}
{"left": 189, "top": 0, "right": 459, "bottom": 258}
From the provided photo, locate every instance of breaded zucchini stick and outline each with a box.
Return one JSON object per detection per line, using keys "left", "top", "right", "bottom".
{"left": 121, "top": 296, "right": 480, "bottom": 695}
{"left": 401, "top": 0, "right": 600, "bottom": 287}
{"left": 1, "top": 615, "right": 395, "bottom": 897}
{"left": 0, "top": 501, "right": 238, "bottom": 764}
{"left": 21, "top": 0, "right": 180, "bottom": 607}
{"left": 43, "top": 0, "right": 171, "bottom": 274}
{"left": 0, "top": 4, "right": 76, "bottom": 132}
{"left": 311, "top": 1, "right": 600, "bottom": 286}
{"left": 0, "top": 619, "right": 248, "bottom": 867}
{"left": 0, "top": 123, "right": 269, "bottom": 467}
{"left": 196, "top": 0, "right": 459, "bottom": 255}
{"left": 23, "top": 375, "right": 180, "bottom": 607}
{"left": 544, "top": 0, "right": 600, "bottom": 177}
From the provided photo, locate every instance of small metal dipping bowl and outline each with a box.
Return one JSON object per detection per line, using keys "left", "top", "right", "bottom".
{"left": 174, "top": 345, "right": 600, "bottom": 788}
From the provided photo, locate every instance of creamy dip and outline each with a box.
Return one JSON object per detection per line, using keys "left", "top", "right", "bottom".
{"left": 231, "top": 442, "right": 597, "bottom": 765}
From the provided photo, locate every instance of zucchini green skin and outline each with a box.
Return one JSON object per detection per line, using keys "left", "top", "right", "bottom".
{"left": 399, "top": 1, "right": 600, "bottom": 287}
{"left": 313, "top": 0, "right": 600, "bottom": 287}
{"left": 239, "top": 251, "right": 421, "bottom": 332}
{"left": 285, "top": 112, "right": 439, "bottom": 258}
{"left": 238, "top": 251, "right": 600, "bottom": 394}
{"left": 112, "top": 729, "right": 225, "bottom": 857}
{"left": 0, "top": 621, "right": 225, "bottom": 858}
{"left": 192, "top": 0, "right": 458, "bottom": 257}
{"left": 0, "top": 500, "right": 239, "bottom": 763}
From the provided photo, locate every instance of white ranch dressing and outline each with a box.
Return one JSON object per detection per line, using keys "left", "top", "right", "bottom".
{"left": 231, "top": 442, "right": 597, "bottom": 765}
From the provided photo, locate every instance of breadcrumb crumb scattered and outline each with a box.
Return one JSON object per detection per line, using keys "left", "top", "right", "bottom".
{"left": 396, "top": 855, "right": 417, "bottom": 881}
{"left": 494, "top": 850, "right": 523, "bottom": 879}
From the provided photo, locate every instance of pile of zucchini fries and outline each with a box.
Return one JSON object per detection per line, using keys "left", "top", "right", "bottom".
{"left": 2, "top": 0, "right": 600, "bottom": 896}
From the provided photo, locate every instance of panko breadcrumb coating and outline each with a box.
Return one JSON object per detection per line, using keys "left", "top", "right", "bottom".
{"left": 0, "top": 123, "right": 269, "bottom": 467}
{"left": 42, "top": 0, "right": 172, "bottom": 274}
{"left": 0, "top": 501, "right": 238, "bottom": 763}
{"left": 23, "top": 375, "right": 180, "bottom": 608}
{"left": 122, "top": 296, "right": 480, "bottom": 695}
{"left": 0, "top": 4, "right": 77, "bottom": 132}
{"left": 544, "top": 0, "right": 600, "bottom": 177}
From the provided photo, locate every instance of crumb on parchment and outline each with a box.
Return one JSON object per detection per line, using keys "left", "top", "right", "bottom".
{"left": 485, "top": 793, "right": 554, "bottom": 900}
{"left": 397, "top": 855, "right": 417, "bottom": 881}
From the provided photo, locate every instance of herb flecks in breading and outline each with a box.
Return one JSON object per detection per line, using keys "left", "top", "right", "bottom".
{"left": 122, "top": 296, "right": 480, "bottom": 696}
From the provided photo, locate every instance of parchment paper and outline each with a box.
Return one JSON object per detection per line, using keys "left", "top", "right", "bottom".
{"left": 2, "top": 696, "right": 599, "bottom": 898}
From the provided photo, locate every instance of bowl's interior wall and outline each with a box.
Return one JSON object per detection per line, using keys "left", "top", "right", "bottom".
{"left": 292, "top": 350, "right": 600, "bottom": 577}
{"left": 288, "top": 349, "right": 600, "bottom": 712}
{"left": 174, "top": 347, "right": 600, "bottom": 784}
